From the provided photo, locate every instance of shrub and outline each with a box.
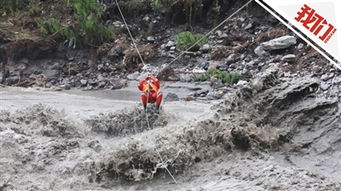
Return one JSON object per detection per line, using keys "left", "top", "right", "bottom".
{"left": 0, "top": 0, "right": 29, "bottom": 13}
{"left": 174, "top": 31, "right": 208, "bottom": 51}
{"left": 194, "top": 69, "right": 241, "bottom": 85}
{"left": 37, "top": 0, "right": 113, "bottom": 46}
{"left": 68, "top": 0, "right": 113, "bottom": 44}
{"left": 37, "top": 18, "right": 76, "bottom": 40}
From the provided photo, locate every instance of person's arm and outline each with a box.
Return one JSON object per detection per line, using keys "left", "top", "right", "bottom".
{"left": 138, "top": 80, "right": 145, "bottom": 91}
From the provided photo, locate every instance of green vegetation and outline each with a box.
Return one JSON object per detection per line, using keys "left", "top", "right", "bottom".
{"left": 37, "top": 0, "right": 113, "bottom": 46}
{"left": 149, "top": 0, "right": 164, "bottom": 10}
{"left": 0, "top": 0, "right": 30, "bottom": 13}
{"left": 69, "top": 0, "right": 113, "bottom": 44}
{"left": 149, "top": 0, "right": 221, "bottom": 26}
{"left": 37, "top": 18, "right": 76, "bottom": 40}
{"left": 194, "top": 69, "right": 241, "bottom": 85}
{"left": 174, "top": 31, "right": 208, "bottom": 51}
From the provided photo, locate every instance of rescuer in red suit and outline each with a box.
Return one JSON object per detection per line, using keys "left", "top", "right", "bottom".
{"left": 138, "top": 74, "right": 163, "bottom": 111}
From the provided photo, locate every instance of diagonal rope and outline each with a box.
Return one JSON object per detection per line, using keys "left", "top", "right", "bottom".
{"left": 144, "top": 87, "right": 181, "bottom": 188}
{"left": 114, "top": 0, "right": 146, "bottom": 65}
{"left": 167, "top": 0, "right": 254, "bottom": 66}
{"left": 114, "top": 1, "right": 182, "bottom": 187}
{"left": 114, "top": 0, "right": 255, "bottom": 189}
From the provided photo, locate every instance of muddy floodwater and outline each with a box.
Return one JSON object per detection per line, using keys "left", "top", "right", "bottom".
{"left": 1, "top": 75, "right": 341, "bottom": 191}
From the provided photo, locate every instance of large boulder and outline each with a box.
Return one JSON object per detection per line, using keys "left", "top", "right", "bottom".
{"left": 261, "top": 35, "right": 297, "bottom": 51}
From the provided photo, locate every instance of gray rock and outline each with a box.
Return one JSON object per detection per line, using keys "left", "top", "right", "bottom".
{"left": 108, "top": 46, "right": 123, "bottom": 59}
{"left": 320, "top": 82, "right": 331, "bottom": 91}
{"left": 110, "top": 79, "right": 127, "bottom": 89}
{"left": 297, "top": 43, "right": 304, "bottom": 49}
{"left": 244, "top": 23, "right": 253, "bottom": 30}
{"left": 226, "top": 54, "right": 239, "bottom": 64}
{"left": 50, "top": 62, "right": 61, "bottom": 70}
{"left": 165, "top": 93, "right": 180, "bottom": 101}
{"left": 147, "top": 36, "right": 155, "bottom": 42}
{"left": 215, "top": 30, "right": 223, "bottom": 37}
{"left": 254, "top": 45, "right": 267, "bottom": 57}
{"left": 281, "top": 54, "right": 296, "bottom": 63}
{"left": 208, "top": 61, "right": 220, "bottom": 70}
{"left": 80, "top": 79, "right": 87, "bottom": 86}
{"left": 210, "top": 77, "right": 224, "bottom": 89}
{"left": 88, "top": 79, "right": 97, "bottom": 85}
{"left": 127, "top": 72, "right": 140, "bottom": 80}
{"left": 193, "top": 89, "right": 209, "bottom": 97}
{"left": 201, "top": 44, "right": 211, "bottom": 53}
{"left": 333, "top": 77, "right": 341, "bottom": 84}
{"left": 207, "top": 90, "right": 224, "bottom": 100}
{"left": 179, "top": 74, "right": 193, "bottom": 82}
{"left": 237, "top": 80, "right": 248, "bottom": 87}
{"left": 5, "top": 75, "right": 20, "bottom": 85}
{"left": 321, "top": 74, "right": 331, "bottom": 81}
{"left": 44, "top": 69, "right": 59, "bottom": 80}
{"left": 97, "top": 75, "right": 105, "bottom": 82}
{"left": 220, "top": 33, "right": 228, "bottom": 38}
{"left": 261, "top": 36, "right": 297, "bottom": 50}
{"left": 112, "top": 21, "right": 123, "bottom": 27}
{"left": 166, "top": 41, "right": 175, "bottom": 48}
{"left": 98, "top": 81, "right": 106, "bottom": 88}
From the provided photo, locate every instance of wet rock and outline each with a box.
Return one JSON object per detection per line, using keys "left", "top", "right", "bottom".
{"left": 321, "top": 74, "right": 331, "bottom": 81}
{"left": 60, "top": 84, "right": 71, "bottom": 90}
{"left": 193, "top": 90, "right": 209, "bottom": 97}
{"left": 165, "top": 93, "right": 180, "bottom": 101}
{"left": 108, "top": 46, "right": 123, "bottom": 59}
{"left": 98, "top": 81, "right": 106, "bottom": 88}
{"left": 281, "top": 54, "right": 296, "bottom": 63}
{"left": 226, "top": 53, "right": 239, "bottom": 64}
{"left": 208, "top": 61, "right": 219, "bottom": 70}
{"left": 207, "top": 90, "right": 224, "bottom": 100}
{"left": 215, "top": 30, "right": 223, "bottom": 37}
{"left": 244, "top": 23, "right": 253, "bottom": 30}
{"left": 110, "top": 79, "right": 127, "bottom": 89}
{"left": 127, "top": 72, "right": 140, "bottom": 80}
{"left": 201, "top": 44, "right": 211, "bottom": 53}
{"left": 179, "top": 73, "right": 193, "bottom": 82}
{"left": 166, "top": 41, "right": 175, "bottom": 49}
{"left": 237, "top": 80, "right": 248, "bottom": 87}
{"left": 44, "top": 69, "right": 59, "bottom": 80}
{"left": 320, "top": 81, "right": 331, "bottom": 91}
{"left": 333, "top": 76, "right": 341, "bottom": 84}
{"left": 210, "top": 77, "right": 224, "bottom": 89}
{"left": 254, "top": 45, "right": 267, "bottom": 57}
{"left": 80, "top": 79, "right": 87, "bottom": 86}
{"left": 297, "top": 43, "right": 304, "bottom": 49}
{"left": 147, "top": 36, "right": 155, "bottom": 42}
{"left": 5, "top": 75, "right": 20, "bottom": 85}
{"left": 261, "top": 35, "right": 297, "bottom": 50}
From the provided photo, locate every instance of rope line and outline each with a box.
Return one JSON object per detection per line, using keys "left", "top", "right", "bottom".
{"left": 167, "top": 0, "right": 254, "bottom": 66}
{"left": 114, "top": 0, "right": 146, "bottom": 65}
{"left": 114, "top": 0, "right": 254, "bottom": 189}
{"left": 144, "top": 88, "right": 181, "bottom": 188}
{"left": 115, "top": 0, "right": 181, "bottom": 184}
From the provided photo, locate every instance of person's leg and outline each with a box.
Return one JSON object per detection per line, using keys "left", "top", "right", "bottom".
{"left": 156, "top": 91, "right": 163, "bottom": 110}
{"left": 141, "top": 92, "right": 147, "bottom": 111}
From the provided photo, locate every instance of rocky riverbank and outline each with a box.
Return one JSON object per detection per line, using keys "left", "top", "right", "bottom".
{"left": 1, "top": 0, "right": 341, "bottom": 190}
